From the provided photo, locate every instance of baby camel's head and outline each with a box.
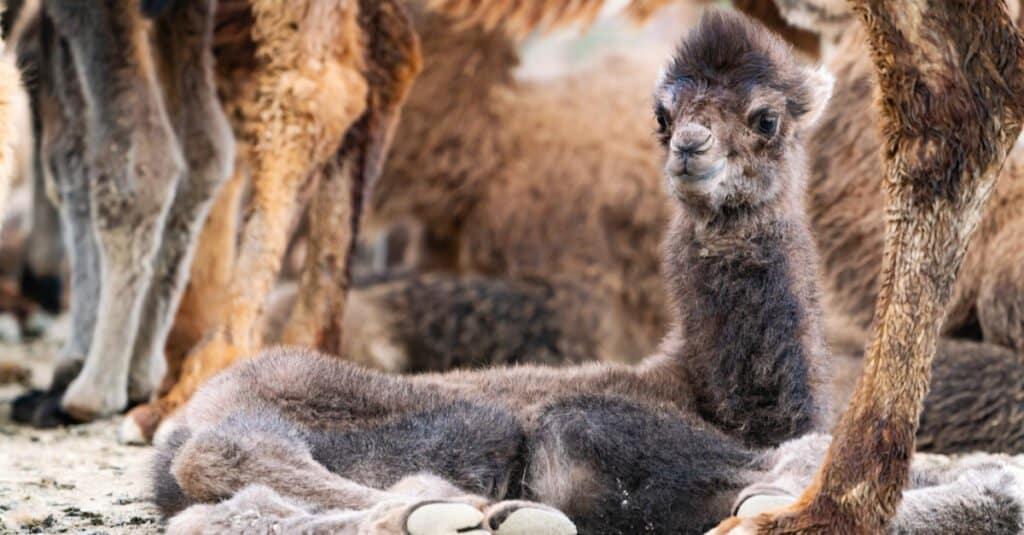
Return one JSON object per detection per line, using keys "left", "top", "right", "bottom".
{"left": 655, "top": 10, "right": 833, "bottom": 216}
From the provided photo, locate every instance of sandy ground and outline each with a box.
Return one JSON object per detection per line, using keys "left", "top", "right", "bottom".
{"left": 0, "top": 332, "right": 162, "bottom": 535}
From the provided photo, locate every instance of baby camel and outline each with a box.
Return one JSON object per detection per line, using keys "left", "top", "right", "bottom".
{"left": 154, "top": 12, "right": 835, "bottom": 534}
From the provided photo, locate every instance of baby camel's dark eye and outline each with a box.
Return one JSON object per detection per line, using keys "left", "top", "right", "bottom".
{"left": 655, "top": 109, "right": 669, "bottom": 134}
{"left": 754, "top": 111, "right": 779, "bottom": 137}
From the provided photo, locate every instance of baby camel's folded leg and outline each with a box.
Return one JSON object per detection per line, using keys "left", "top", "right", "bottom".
{"left": 158, "top": 414, "right": 395, "bottom": 515}
{"left": 167, "top": 479, "right": 575, "bottom": 535}
{"left": 156, "top": 400, "right": 576, "bottom": 534}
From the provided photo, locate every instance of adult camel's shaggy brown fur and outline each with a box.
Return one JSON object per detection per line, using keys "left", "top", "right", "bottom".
{"left": 121, "top": 0, "right": 422, "bottom": 444}
{"left": 710, "top": 0, "right": 1024, "bottom": 532}
{"left": 363, "top": 6, "right": 672, "bottom": 361}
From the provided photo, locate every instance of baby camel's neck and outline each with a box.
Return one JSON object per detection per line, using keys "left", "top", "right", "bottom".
{"left": 656, "top": 203, "right": 830, "bottom": 448}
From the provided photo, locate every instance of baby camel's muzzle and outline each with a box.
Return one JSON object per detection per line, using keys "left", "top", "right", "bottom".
{"left": 668, "top": 123, "right": 725, "bottom": 183}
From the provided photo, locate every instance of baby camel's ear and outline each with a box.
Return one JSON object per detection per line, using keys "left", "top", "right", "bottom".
{"left": 797, "top": 66, "right": 835, "bottom": 129}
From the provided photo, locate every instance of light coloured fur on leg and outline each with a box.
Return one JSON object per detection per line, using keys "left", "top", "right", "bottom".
{"left": 166, "top": 485, "right": 409, "bottom": 535}
{"left": 47, "top": 0, "right": 187, "bottom": 420}
{"left": 169, "top": 476, "right": 573, "bottom": 535}
{"left": 168, "top": 476, "right": 480, "bottom": 535}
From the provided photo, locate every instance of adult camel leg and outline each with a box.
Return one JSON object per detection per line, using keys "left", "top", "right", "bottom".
{"left": 280, "top": 0, "right": 421, "bottom": 354}
{"left": 160, "top": 153, "right": 246, "bottom": 397}
{"left": 125, "top": 0, "right": 369, "bottom": 442}
{"left": 124, "top": 0, "right": 234, "bottom": 410}
{"left": 44, "top": 0, "right": 186, "bottom": 421}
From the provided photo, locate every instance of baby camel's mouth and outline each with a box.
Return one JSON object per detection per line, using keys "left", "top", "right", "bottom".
{"left": 674, "top": 160, "right": 725, "bottom": 183}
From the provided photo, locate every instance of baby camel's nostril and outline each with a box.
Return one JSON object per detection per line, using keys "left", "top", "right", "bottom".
{"left": 676, "top": 135, "right": 713, "bottom": 156}
{"left": 673, "top": 123, "right": 714, "bottom": 156}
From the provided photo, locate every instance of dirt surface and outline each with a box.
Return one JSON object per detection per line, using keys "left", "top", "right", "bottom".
{"left": 0, "top": 334, "right": 162, "bottom": 535}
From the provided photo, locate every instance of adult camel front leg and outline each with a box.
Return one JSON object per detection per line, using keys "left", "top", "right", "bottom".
{"left": 281, "top": 0, "right": 421, "bottom": 353}
{"left": 126, "top": 0, "right": 369, "bottom": 443}
{"left": 124, "top": 0, "right": 234, "bottom": 411}
{"left": 710, "top": 0, "right": 1024, "bottom": 533}
{"left": 45, "top": 0, "right": 185, "bottom": 422}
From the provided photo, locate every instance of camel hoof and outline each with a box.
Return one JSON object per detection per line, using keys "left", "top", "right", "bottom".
{"left": 405, "top": 502, "right": 486, "bottom": 535}
{"left": 117, "top": 401, "right": 161, "bottom": 442}
{"left": 61, "top": 375, "right": 127, "bottom": 422}
{"left": 117, "top": 414, "right": 149, "bottom": 445}
{"left": 490, "top": 506, "right": 576, "bottom": 535}
{"left": 11, "top": 389, "right": 75, "bottom": 428}
{"left": 735, "top": 493, "right": 796, "bottom": 518}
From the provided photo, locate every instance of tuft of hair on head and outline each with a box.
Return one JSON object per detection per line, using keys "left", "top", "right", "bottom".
{"left": 661, "top": 9, "right": 833, "bottom": 130}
